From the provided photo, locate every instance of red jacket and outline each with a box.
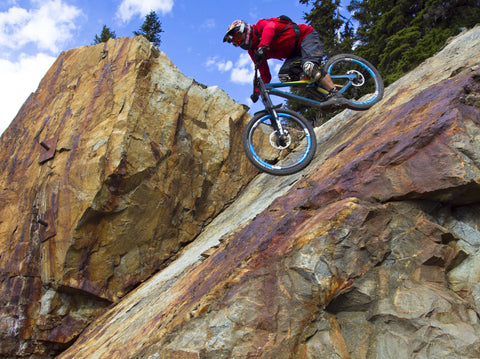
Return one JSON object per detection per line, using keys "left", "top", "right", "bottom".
{"left": 248, "top": 18, "right": 313, "bottom": 83}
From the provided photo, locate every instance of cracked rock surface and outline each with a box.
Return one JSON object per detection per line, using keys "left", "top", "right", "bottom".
{"left": 2, "top": 26, "right": 480, "bottom": 358}
{"left": 0, "top": 36, "right": 256, "bottom": 356}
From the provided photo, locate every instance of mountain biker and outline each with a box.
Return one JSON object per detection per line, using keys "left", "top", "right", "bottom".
{"left": 223, "top": 17, "right": 345, "bottom": 105}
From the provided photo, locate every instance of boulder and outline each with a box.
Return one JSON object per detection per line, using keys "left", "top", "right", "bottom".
{"left": 1, "top": 25, "right": 480, "bottom": 358}
{"left": 0, "top": 36, "right": 255, "bottom": 356}
{"left": 59, "top": 26, "right": 480, "bottom": 358}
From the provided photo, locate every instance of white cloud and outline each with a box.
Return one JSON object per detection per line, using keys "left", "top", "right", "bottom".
{"left": 206, "top": 53, "right": 282, "bottom": 86}
{"left": 0, "top": 53, "right": 56, "bottom": 135}
{"left": 0, "top": 0, "right": 82, "bottom": 135}
{"left": 205, "top": 53, "right": 254, "bottom": 85}
{"left": 218, "top": 61, "right": 233, "bottom": 72}
{"left": 0, "top": 0, "right": 82, "bottom": 53}
{"left": 230, "top": 53, "right": 254, "bottom": 84}
{"left": 231, "top": 67, "right": 253, "bottom": 84}
{"left": 116, "top": 0, "right": 174, "bottom": 23}
{"left": 205, "top": 56, "right": 232, "bottom": 72}
{"left": 236, "top": 52, "right": 251, "bottom": 67}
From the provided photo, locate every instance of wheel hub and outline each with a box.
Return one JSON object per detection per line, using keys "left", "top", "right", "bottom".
{"left": 347, "top": 70, "right": 365, "bottom": 87}
{"left": 270, "top": 131, "right": 291, "bottom": 150}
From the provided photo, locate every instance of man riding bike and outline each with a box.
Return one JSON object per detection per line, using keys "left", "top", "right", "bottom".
{"left": 223, "top": 17, "right": 345, "bottom": 106}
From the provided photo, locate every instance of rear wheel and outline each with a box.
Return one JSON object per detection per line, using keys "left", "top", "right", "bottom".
{"left": 325, "top": 54, "right": 384, "bottom": 110}
{"left": 242, "top": 109, "right": 317, "bottom": 176}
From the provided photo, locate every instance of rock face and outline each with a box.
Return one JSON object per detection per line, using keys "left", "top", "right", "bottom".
{"left": 0, "top": 36, "right": 255, "bottom": 356}
{"left": 57, "top": 26, "right": 480, "bottom": 359}
{"left": 1, "top": 26, "right": 480, "bottom": 357}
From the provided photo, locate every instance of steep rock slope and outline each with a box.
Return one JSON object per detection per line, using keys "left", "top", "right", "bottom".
{"left": 0, "top": 36, "right": 256, "bottom": 356}
{"left": 58, "top": 26, "right": 480, "bottom": 358}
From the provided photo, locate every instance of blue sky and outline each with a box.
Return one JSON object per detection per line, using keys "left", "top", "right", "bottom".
{"left": 0, "top": 0, "right": 350, "bottom": 135}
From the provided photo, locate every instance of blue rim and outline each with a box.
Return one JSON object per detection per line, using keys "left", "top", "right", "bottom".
{"left": 248, "top": 113, "right": 312, "bottom": 171}
{"left": 328, "top": 57, "right": 379, "bottom": 106}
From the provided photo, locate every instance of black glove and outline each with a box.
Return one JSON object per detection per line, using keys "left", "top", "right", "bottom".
{"left": 254, "top": 47, "right": 268, "bottom": 65}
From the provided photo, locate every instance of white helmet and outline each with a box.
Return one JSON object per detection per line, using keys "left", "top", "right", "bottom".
{"left": 223, "top": 20, "right": 253, "bottom": 50}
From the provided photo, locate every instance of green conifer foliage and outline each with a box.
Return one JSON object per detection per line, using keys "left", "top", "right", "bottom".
{"left": 289, "top": 0, "right": 354, "bottom": 123}
{"left": 287, "top": 0, "right": 479, "bottom": 120}
{"left": 349, "top": 0, "right": 480, "bottom": 85}
{"left": 133, "top": 11, "right": 164, "bottom": 47}
{"left": 93, "top": 25, "right": 117, "bottom": 44}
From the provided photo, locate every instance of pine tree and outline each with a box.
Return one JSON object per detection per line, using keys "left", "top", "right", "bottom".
{"left": 288, "top": 0, "right": 350, "bottom": 123}
{"left": 134, "top": 11, "right": 164, "bottom": 47}
{"left": 93, "top": 25, "right": 117, "bottom": 44}
{"left": 300, "top": 0, "right": 345, "bottom": 57}
{"left": 348, "top": 0, "right": 480, "bottom": 85}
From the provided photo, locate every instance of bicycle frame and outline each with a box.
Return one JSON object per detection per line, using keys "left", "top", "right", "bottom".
{"left": 252, "top": 53, "right": 384, "bottom": 117}
{"left": 244, "top": 54, "right": 383, "bottom": 175}
{"left": 259, "top": 74, "right": 358, "bottom": 110}
{"left": 253, "top": 66, "right": 358, "bottom": 143}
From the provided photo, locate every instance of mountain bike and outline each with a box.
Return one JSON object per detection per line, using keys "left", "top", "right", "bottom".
{"left": 243, "top": 54, "right": 384, "bottom": 176}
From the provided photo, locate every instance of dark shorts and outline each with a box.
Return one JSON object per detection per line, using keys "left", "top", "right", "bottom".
{"left": 279, "top": 30, "right": 324, "bottom": 80}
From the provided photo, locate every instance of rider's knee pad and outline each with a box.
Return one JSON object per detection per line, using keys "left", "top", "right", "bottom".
{"left": 302, "top": 61, "right": 326, "bottom": 82}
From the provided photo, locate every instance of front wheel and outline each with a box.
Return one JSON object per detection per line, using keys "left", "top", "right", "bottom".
{"left": 242, "top": 109, "right": 317, "bottom": 176}
{"left": 325, "top": 54, "right": 384, "bottom": 110}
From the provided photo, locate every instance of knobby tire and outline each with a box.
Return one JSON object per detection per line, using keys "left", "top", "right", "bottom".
{"left": 242, "top": 109, "right": 317, "bottom": 176}
{"left": 326, "top": 54, "right": 384, "bottom": 110}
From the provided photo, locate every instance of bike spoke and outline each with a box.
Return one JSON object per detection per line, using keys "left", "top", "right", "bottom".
{"left": 243, "top": 109, "right": 316, "bottom": 175}
{"left": 326, "top": 54, "right": 384, "bottom": 110}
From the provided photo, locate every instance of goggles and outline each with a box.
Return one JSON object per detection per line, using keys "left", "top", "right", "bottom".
{"left": 224, "top": 31, "right": 243, "bottom": 47}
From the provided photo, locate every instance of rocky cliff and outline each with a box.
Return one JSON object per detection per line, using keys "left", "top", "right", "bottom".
{"left": 1, "top": 26, "right": 480, "bottom": 358}
{"left": 0, "top": 36, "right": 256, "bottom": 357}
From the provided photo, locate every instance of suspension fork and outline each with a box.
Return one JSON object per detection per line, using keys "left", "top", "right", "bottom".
{"left": 254, "top": 70, "right": 287, "bottom": 139}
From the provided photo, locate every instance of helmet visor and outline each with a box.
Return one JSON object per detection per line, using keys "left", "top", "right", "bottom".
{"left": 223, "top": 30, "right": 243, "bottom": 47}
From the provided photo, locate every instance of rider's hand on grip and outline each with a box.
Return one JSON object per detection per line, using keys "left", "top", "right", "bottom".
{"left": 254, "top": 47, "right": 267, "bottom": 65}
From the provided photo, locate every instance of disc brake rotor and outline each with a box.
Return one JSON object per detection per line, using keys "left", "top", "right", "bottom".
{"left": 269, "top": 131, "right": 291, "bottom": 150}
{"left": 347, "top": 70, "right": 365, "bottom": 87}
